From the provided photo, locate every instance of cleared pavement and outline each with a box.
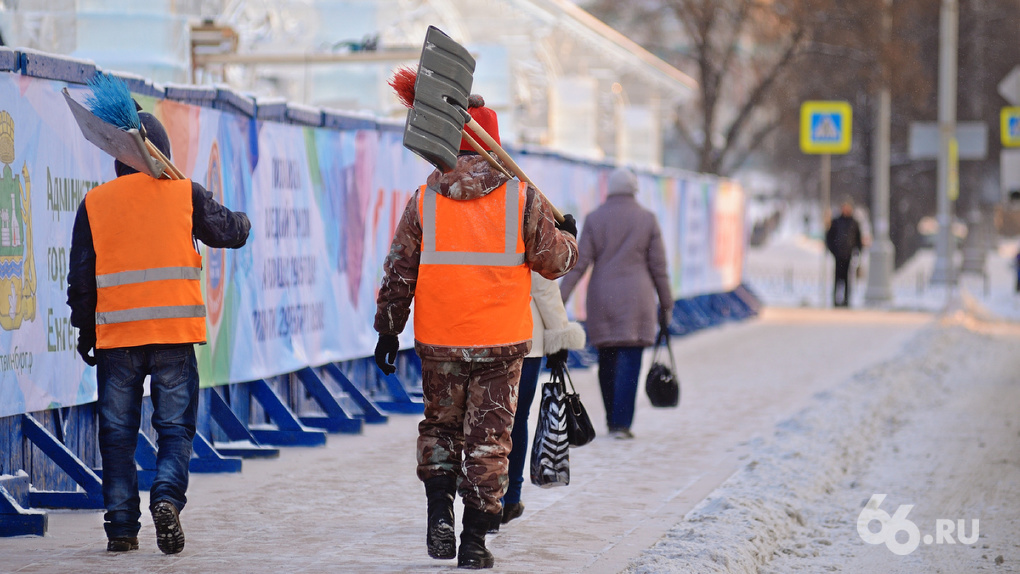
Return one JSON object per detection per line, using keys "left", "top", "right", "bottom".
{"left": 0, "top": 309, "right": 934, "bottom": 574}
{"left": 1, "top": 307, "right": 933, "bottom": 573}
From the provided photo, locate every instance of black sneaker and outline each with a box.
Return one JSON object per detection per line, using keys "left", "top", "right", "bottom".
{"left": 151, "top": 500, "right": 185, "bottom": 554}
{"left": 107, "top": 537, "right": 139, "bottom": 552}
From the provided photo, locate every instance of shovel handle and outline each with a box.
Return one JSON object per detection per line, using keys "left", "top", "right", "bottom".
{"left": 464, "top": 117, "right": 564, "bottom": 223}
{"left": 461, "top": 129, "right": 513, "bottom": 179}
{"left": 144, "top": 139, "right": 184, "bottom": 180}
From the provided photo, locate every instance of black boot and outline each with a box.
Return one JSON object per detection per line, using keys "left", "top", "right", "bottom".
{"left": 424, "top": 476, "right": 457, "bottom": 559}
{"left": 458, "top": 506, "right": 500, "bottom": 569}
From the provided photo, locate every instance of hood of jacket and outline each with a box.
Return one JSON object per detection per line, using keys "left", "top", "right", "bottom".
{"left": 425, "top": 153, "right": 512, "bottom": 201}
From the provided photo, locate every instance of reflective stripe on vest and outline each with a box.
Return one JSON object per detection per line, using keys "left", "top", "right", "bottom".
{"left": 414, "top": 181, "right": 532, "bottom": 348}
{"left": 96, "top": 305, "right": 206, "bottom": 325}
{"left": 86, "top": 173, "right": 206, "bottom": 348}
{"left": 420, "top": 182, "right": 526, "bottom": 267}
{"left": 96, "top": 266, "right": 203, "bottom": 288}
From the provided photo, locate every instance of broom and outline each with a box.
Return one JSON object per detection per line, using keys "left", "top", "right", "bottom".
{"left": 388, "top": 67, "right": 512, "bottom": 178}
{"left": 83, "top": 73, "right": 184, "bottom": 180}
{"left": 389, "top": 67, "right": 564, "bottom": 222}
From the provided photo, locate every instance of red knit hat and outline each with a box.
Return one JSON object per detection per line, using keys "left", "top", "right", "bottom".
{"left": 459, "top": 95, "right": 500, "bottom": 152}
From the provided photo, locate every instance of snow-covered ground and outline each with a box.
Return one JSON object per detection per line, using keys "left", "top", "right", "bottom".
{"left": 3, "top": 223, "right": 1019, "bottom": 573}
{"left": 624, "top": 229, "right": 1020, "bottom": 573}
{"left": 626, "top": 310, "right": 1020, "bottom": 573}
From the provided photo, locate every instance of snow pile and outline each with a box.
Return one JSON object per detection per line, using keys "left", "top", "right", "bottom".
{"left": 623, "top": 319, "right": 972, "bottom": 573}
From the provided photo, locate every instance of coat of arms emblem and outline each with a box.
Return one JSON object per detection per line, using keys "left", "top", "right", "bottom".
{"left": 0, "top": 110, "right": 37, "bottom": 330}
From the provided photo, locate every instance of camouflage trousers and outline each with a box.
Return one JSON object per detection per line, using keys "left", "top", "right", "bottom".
{"left": 417, "top": 356, "right": 523, "bottom": 514}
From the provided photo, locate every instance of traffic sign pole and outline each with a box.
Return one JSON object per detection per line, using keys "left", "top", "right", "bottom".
{"left": 932, "top": 0, "right": 958, "bottom": 286}
{"left": 819, "top": 153, "right": 831, "bottom": 306}
{"left": 821, "top": 153, "right": 831, "bottom": 233}
{"left": 865, "top": 0, "right": 895, "bottom": 305}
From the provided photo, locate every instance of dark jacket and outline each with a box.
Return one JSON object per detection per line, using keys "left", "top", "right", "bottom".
{"left": 67, "top": 179, "right": 251, "bottom": 344}
{"left": 826, "top": 214, "right": 863, "bottom": 261}
{"left": 374, "top": 153, "right": 578, "bottom": 361}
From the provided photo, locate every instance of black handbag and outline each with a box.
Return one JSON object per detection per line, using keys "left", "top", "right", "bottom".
{"left": 645, "top": 331, "right": 680, "bottom": 408}
{"left": 530, "top": 376, "right": 570, "bottom": 488}
{"left": 558, "top": 364, "right": 595, "bottom": 447}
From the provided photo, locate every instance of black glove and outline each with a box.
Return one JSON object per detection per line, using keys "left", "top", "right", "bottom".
{"left": 555, "top": 213, "right": 577, "bottom": 237}
{"left": 545, "top": 349, "right": 569, "bottom": 372}
{"left": 374, "top": 334, "right": 399, "bottom": 375}
{"left": 77, "top": 331, "right": 97, "bottom": 367}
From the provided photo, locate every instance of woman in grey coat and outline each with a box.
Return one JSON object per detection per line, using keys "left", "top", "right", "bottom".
{"left": 560, "top": 168, "right": 672, "bottom": 439}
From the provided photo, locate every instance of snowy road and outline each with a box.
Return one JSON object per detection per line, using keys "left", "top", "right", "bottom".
{"left": 1, "top": 307, "right": 933, "bottom": 573}
{"left": 759, "top": 316, "right": 1020, "bottom": 574}
{"left": 627, "top": 310, "right": 1020, "bottom": 574}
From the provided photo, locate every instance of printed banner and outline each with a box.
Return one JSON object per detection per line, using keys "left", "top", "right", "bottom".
{"left": 0, "top": 71, "right": 743, "bottom": 418}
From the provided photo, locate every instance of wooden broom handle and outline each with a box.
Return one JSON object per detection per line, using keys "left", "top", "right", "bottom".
{"left": 461, "top": 129, "right": 514, "bottom": 178}
{"left": 463, "top": 117, "right": 565, "bottom": 223}
{"left": 144, "top": 139, "right": 184, "bottom": 180}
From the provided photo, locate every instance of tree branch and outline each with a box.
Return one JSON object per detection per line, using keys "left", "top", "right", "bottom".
{"left": 720, "top": 114, "right": 785, "bottom": 175}
{"left": 715, "top": 26, "right": 807, "bottom": 171}
{"left": 671, "top": 0, "right": 706, "bottom": 47}
{"left": 673, "top": 113, "right": 698, "bottom": 151}
{"left": 716, "top": 0, "right": 754, "bottom": 85}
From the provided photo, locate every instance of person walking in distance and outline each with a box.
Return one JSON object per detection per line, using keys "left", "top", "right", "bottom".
{"left": 825, "top": 199, "right": 864, "bottom": 307}
{"left": 67, "top": 112, "right": 250, "bottom": 554}
{"left": 560, "top": 167, "right": 672, "bottom": 440}
{"left": 373, "top": 95, "right": 578, "bottom": 569}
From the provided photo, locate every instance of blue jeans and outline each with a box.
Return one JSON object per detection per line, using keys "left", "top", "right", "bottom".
{"left": 597, "top": 346, "right": 644, "bottom": 431}
{"left": 96, "top": 345, "right": 199, "bottom": 539}
{"left": 504, "top": 356, "right": 542, "bottom": 505}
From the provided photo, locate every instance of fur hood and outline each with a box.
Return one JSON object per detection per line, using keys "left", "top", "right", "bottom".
{"left": 425, "top": 154, "right": 512, "bottom": 201}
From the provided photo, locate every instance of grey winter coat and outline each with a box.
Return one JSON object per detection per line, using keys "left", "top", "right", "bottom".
{"left": 559, "top": 169, "right": 672, "bottom": 348}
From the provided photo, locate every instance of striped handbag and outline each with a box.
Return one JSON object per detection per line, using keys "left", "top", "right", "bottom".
{"left": 529, "top": 376, "right": 570, "bottom": 488}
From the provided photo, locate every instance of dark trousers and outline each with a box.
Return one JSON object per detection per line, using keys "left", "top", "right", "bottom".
{"left": 833, "top": 256, "right": 852, "bottom": 307}
{"left": 597, "top": 346, "right": 644, "bottom": 431}
{"left": 96, "top": 345, "right": 199, "bottom": 539}
{"left": 504, "top": 356, "right": 543, "bottom": 505}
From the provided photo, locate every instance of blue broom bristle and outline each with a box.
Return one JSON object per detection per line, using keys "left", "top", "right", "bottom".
{"left": 84, "top": 73, "right": 141, "bottom": 131}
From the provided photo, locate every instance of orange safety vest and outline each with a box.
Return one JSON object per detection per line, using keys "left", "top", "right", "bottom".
{"left": 414, "top": 181, "right": 532, "bottom": 348}
{"left": 86, "top": 173, "right": 206, "bottom": 349}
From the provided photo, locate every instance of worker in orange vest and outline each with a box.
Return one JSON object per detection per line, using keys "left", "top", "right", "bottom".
{"left": 67, "top": 111, "right": 250, "bottom": 555}
{"left": 374, "top": 95, "right": 578, "bottom": 569}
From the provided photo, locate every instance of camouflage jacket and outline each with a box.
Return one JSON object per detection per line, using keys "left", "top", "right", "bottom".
{"left": 374, "top": 154, "right": 578, "bottom": 361}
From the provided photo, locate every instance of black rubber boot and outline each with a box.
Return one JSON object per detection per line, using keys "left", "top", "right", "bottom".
{"left": 151, "top": 500, "right": 185, "bottom": 555}
{"left": 458, "top": 506, "right": 500, "bottom": 569}
{"left": 424, "top": 476, "right": 457, "bottom": 560}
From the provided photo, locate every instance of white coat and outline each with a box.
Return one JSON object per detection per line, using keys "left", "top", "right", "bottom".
{"left": 527, "top": 271, "right": 586, "bottom": 358}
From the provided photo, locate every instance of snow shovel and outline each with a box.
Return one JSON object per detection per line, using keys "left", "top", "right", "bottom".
{"left": 403, "top": 26, "right": 564, "bottom": 222}
{"left": 62, "top": 87, "right": 172, "bottom": 179}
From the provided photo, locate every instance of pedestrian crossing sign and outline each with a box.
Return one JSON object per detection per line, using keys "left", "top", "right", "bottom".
{"left": 1002, "top": 107, "right": 1020, "bottom": 147}
{"left": 800, "top": 101, "right": 852, "bottom": 154}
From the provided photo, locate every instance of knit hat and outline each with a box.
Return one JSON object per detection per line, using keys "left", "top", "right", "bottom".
{"left": 607, "top": 168, "right": 638, "bottom": 196}
{"left": 459, "top": 95, "right": 500, "bottom": 152}
{"left": 114, "top": 112, "right": 172, "bottom": 177}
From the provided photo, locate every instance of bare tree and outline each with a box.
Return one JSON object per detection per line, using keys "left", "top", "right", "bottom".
{"left": 585, "top": 0, "right": 1018, "bottom": 265}
{"left": 585, "top": 0, "right": 824, "bottom": 176}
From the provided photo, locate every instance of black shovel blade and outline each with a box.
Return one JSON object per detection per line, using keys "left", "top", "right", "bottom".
{"left": 62, "top": 88, "right": 166, "bottom": 178}
{"left": 403, "top": 26, "right": 475, "bottom": 173}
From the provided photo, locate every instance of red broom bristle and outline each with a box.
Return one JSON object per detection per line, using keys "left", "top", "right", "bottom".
{"left": 389, "top": 66, "right": 418, "bottom": 108}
